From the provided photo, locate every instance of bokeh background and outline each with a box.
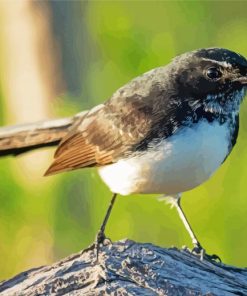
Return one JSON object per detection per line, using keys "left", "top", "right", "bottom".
{"left": 0, "top": 0, "right": 247, "bottom": 280}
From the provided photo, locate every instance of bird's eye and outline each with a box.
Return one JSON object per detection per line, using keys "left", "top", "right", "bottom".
{"left": 206, "top": 67, "right": 222, "bottom": 80}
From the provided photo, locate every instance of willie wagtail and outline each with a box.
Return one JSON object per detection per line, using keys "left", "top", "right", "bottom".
{"left": 45, "top": 48, "right": 247, "bottom": 260}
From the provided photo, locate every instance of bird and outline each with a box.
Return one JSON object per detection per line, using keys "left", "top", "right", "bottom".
{"left": 45, "top": 47, "right": 247, "bottom": 260}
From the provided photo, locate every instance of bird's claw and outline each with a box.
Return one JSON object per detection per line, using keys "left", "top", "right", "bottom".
{"left": 95, "top": 231, "right": 111, "bottom": 246}
{"left": 94, "top": 231, "right": 112, "bottom": 262}
{"left": 183, "top": 245, "right": 221, "bottom": 263}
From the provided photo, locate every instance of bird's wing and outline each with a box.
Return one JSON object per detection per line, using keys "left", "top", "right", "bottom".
{"left": 44, "top": 66, "right": 175, "bottom": 176}
{"left": 44, "top": 100, "right": 153, "bottom": 176}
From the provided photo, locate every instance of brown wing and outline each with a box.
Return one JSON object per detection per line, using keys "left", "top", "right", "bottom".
{"left": 44, "top": 102, "right": 153, "bottom": 176}
{"left": 44, "top": 134, "right": 95, "bottom": 175}
{"left": 45, "top": 66, "right": 172, "bottom": 176}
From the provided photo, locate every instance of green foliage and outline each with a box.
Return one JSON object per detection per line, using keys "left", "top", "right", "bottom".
{"left": 1, "top": 1, "right": 247, "bottom": 280}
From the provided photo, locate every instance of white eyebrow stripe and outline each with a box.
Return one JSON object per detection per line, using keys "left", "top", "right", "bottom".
{"left": 202, "top": 58, "right": 232, "bottom": 68}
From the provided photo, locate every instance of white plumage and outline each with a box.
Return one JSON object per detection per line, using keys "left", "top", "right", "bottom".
{"left": 98, "top": 119, "right": 230, "bottom": 196}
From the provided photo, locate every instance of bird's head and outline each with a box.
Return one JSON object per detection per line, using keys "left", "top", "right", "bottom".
{"left": 173, "top": 48, "right": 247, "bottom": 115}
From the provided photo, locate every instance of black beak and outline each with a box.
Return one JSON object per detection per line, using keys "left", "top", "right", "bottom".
{"left": 234, "top": 76, "right": 247, "bottom": 85}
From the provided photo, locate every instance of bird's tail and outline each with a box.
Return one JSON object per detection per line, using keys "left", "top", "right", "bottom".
{"left": 0, "top": 111, "right": 87, "bottom": 156}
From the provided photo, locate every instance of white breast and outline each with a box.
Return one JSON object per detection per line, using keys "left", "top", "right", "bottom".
{"left": 98, "top": 120, "right": 230, "bottom": 196}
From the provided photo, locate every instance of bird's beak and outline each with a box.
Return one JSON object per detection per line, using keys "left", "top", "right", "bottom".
{"left": 233, "top": 76, "right": 247, "bottom": 85}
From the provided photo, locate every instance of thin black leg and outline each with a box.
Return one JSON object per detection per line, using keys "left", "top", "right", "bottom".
{"left": 95, "top": 193, "right": 117, "bottom": 259}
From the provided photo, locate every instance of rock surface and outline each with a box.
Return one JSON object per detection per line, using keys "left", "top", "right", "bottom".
{"left": 1, "top": 240, "right": 247, "bottom": 296}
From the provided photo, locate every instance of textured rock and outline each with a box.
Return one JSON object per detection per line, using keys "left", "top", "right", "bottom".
{"left": 1, "top": 240, "right": 247, "bottom": 295}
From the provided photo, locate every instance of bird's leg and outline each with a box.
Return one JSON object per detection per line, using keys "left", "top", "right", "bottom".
{"left": 174, "top": 195, "right": 203, "bottom": 255}
{"left": 94, "top": 193, "right": 117, "bottom": 259}
{"left": 168, "top": 194, "right": 221, "bottom": 262}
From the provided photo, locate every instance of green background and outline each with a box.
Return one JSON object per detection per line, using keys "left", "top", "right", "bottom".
{"left": 1, "top": 0, "right": 247, "bottom": 280}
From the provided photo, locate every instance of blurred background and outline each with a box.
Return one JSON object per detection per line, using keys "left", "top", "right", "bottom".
{"left": 0, "top": 0, "right": 247, "bottom": 280}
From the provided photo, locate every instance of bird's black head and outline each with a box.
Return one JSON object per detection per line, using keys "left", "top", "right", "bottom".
{"left": 173, "top": 48, "right": 247, "bottom": 114}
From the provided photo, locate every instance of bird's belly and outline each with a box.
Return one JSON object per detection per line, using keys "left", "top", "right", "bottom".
{"left": 98, "top": 120, "right": 230, "bottom": 195}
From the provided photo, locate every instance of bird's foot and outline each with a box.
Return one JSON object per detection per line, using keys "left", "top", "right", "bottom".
{"left": 94, "top": 230, "right": 112, "bottom": 262}
{"left": 183, "top": 244, "right": 221, "bottom": 263}
{"left": 192, "top": 244, "right": 221, "bottom": 262}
